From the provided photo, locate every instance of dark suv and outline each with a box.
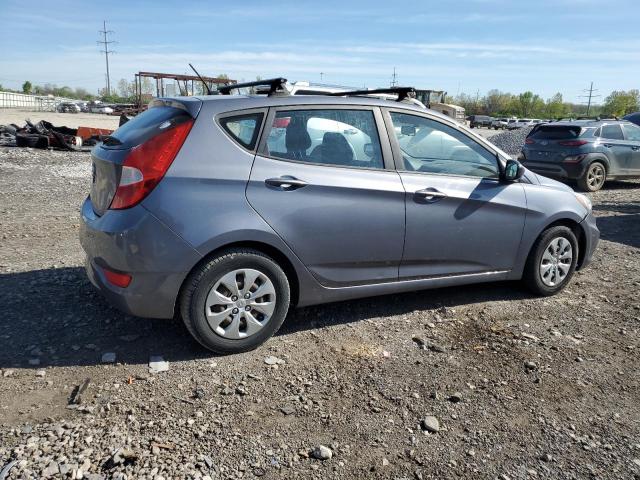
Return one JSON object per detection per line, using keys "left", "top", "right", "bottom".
{"left": 521, "top": 120, "right": 640, "bottom": 191}
{"left": 469, "top": 115, "right": 493, "bottom": 128}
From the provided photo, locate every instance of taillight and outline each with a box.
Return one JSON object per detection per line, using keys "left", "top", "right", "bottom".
{"left": 102, "top": 267, "right": 132, "bottom": 288}
{"left": 558, "top": 140, "right": 588, "bottom": 147}
{"left": 110, "top": 119, "right": 194, "bottom": 209}
{"left": 525, "top": 138, "right": 535, "bottom": 144}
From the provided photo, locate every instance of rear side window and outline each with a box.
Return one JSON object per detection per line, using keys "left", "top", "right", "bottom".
{"left": 600, "top": 124, "right": 624, "bottom": 140}
{"left": 265, "top": 109, "right": 383, "bottom": 169}
{"left": 622, "top": 123, "right": 640, "bottom": 141}
{"left": 110, "top": 106, "right": 191, "bottom": 148}
{"left": 220, "top": 113, "right": 264, "bottom": 150}
{"left": 529, "top": 126, "right": 581, "bottom": 140}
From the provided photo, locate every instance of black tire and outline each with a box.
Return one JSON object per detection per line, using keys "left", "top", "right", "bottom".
{"left": 180, "top": 248, "right": 290, "bottom": 354}
{"left": 577, "top": 161, "right": 606, "bottom": 192}
{"left": 523, "top": 226, "right": 578, "bottom": 296}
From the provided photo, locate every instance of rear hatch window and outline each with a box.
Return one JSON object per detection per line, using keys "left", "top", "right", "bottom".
{"left": 528, "top": 125, "right": 582, "bottom": 140}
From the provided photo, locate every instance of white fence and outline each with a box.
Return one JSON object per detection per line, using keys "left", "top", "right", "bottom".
{"left": 0, "top": 91, "right": 80, "bottom": 112}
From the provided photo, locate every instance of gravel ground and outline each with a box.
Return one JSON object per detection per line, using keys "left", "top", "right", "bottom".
{"left": 0, "top": 145, "right": 639, "bottom": 480}
{"left": 488, "top": 127, "right": 535, "bottom": 157}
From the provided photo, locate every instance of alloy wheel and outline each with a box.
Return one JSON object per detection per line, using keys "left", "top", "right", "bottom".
{"left": 587, "top": 164, "right": 605, "bottom": 190}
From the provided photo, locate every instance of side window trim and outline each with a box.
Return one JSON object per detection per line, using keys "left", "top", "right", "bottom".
{"left": 600, "top": 123, "right": 624, "bottom": 141}
{"left": 382, "top": 107, "right": 503, "bottom": 180}
{"left": 256, "top": 105, "right": 395, "bottom": 171}
{"left": 216, "top": 108, "right": 267, "bottom": 153}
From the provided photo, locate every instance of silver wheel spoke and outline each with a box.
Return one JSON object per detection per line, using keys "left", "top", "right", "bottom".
{"left": 250, "top": 300, "right": 276, "bottom": 317}
{"left": 251, "top": 281, "right": 276, "bottom": 300}
{"left": 240, "top": 270, "right": 261, "bottom": 296}
{"left": 244, "top": 311, "right": 265, "bottom": 336}
{"left": 218, "top": 271, "right": 241, "bottom": 297}
{"left": 207, "top": 308, "right": 233, "bottom": 329}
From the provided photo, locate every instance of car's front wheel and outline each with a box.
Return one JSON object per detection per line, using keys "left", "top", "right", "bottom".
{"left": 577, "top": 161, "right": 606, "bottom": 192}
{"left": 523, "top": 226, "right": 578, "bottom": 296}
{"left": 180, "top": 249, "right": 290, "bottom": 354}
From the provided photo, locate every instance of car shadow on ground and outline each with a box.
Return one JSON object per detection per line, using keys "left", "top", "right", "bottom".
{"left": 0, "top": 266, "right": 535, "bottom": 368}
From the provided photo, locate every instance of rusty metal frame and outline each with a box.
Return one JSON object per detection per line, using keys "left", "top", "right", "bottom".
{"left": 134, "top": 71, "right": 237, "bottom": 107}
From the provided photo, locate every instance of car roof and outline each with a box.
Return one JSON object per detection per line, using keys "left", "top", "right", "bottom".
{"left": 544, "top": 119, "right": 632, "bottom": 127}
{"left": 190, "top": 93, "right": 444, "bottom": 117}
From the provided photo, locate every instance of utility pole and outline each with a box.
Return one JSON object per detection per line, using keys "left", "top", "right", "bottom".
{"left": 390, "top": 67, "right": 398, "bottom": 87}
{"left": 97, "top": 21, "right": 115, "bottom": 96}
{"left": 320, "top": 72, "right": 324, "bottom": 82}
{"left": 579, "top": 81, "right": 600, "bottom": 115}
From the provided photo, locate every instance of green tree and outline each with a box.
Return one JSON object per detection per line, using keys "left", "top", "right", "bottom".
{"left": 484, "top": 89, "right": 511, "bottom": 115}
{"left": 603, "top": 90, "right": 639, "bottom": 116}
{"left": 22, "top": 81, "right": 32, "bottom": 94}
{"left": 517, "top": 91, "right": 542, "bottom": 117}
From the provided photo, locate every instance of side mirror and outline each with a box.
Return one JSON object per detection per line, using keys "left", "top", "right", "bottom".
{"left": 401, "top": 125, "right": 416, "bottom": 136}
{"left": 504, "top": 159, "right": 525, "bottom": 181}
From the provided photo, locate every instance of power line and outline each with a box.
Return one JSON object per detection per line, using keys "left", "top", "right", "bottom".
{"left": 578, "top": 81, "right": 601, "bottom": 115}
{"left": 97, "top": 20, "right": 116, "bottom": 96}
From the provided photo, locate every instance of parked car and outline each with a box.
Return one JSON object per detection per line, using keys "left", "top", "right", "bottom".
{"left": 80, "top": 82, "right": 599, "bottom": 353}
{"left": 521, "top": 120, "right": 640, "bottom": 191}
{"left": 506, "top": 118, "right": 520, "bottom": 130}
{"left": 56, "top": 102, "right": 80, "bottom": 113}
{"left": 491, "top": 118, "right": 509, "bottom": 130}
{"left": 623, "top": 111, "right": 640, "bottom": 127}
{"left": 514, "top": 118, "right": 534, "bottom": 129}
{"left": 468, "top": 115, "right": 493, "bottom": 128}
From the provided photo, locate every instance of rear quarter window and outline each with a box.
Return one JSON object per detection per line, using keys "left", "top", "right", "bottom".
{"left": 219, "top": 113, "right": 264, "bottom": 150}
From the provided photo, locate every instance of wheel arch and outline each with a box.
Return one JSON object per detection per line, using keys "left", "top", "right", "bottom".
{"left": 533, "top": 217, "right": 588, "bottom": 270}
{"left": 177, "top": 240, "right": 301, "bottom": 316}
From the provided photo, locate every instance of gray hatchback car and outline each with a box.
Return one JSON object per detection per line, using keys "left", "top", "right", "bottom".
{"left": 80, "top": 79, "right": 599, "bottom": 354}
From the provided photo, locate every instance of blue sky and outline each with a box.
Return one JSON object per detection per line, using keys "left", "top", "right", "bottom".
{"left": 1, "top": 0, "right": 639, "bottom": 103}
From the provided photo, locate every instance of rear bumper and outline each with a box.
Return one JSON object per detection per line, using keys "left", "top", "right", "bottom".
{"left": 578, "top": 211, "right": 599, "bottom": 270}
{"left": 520, "top": 159, "right": 587, "bottom": 180}
{"left": 79, "top": 197, "right": 201, "bottom": 318}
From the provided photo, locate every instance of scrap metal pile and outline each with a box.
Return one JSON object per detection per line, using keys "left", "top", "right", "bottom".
{"left": 0, "top": 120, "right": 113, "bottom": 151}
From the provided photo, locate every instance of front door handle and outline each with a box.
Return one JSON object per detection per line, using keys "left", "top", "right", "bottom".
{"left": 415, "top": 188, "right": 448, "bottom": 202}
{"left": 603, "top": 143, "right": 613, "bottom": 148}
{"left": 265, "top": 176, "right": 308, "bottom": 190}
{"left": 631, "top": 146, "right": 640, "bottom": 151}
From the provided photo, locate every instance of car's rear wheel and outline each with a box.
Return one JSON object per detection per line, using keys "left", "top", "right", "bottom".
{"left": 577, "top": 161, "right": 606, "bottom": 192}
{"left": 523, "top": 226, "right": 578, "bottom": 296}
{"left": 180, "top": 249, "right": 290, "bottom": 354}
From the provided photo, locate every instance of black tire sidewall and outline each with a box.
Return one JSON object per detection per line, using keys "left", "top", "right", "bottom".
{"left": 525, "top": 226, "right": 578, "bottom": 296}
{"left": 184, "top": 252, "right": 290, "bottom": 354}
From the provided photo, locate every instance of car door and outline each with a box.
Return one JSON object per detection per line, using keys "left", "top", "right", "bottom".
{"left": 246, "top": 106, "right": 405, "bottom": 287}
{"left": 596, "top": 123, "right": 630, "bottom": 175}
{"left": 384, "top": 109, "right": 527, "bottom": 279}
{"left": 621, "top": 122, "right": 640, "bottom": 173}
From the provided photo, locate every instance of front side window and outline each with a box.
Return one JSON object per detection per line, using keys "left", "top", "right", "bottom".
{"left": 600, "top": 124, "right": 624, "bottom": 140}
{"left": 266, "top": 109, "right": 383, "bottom": 169}
{"left": 623, "top": 123, "right": 640, "bottom": 141}
{"left": 220, "top": 113, "right": 264, "bottom": 150}
{"left": 390, "top": 112, "right": 500, "bottom": 178}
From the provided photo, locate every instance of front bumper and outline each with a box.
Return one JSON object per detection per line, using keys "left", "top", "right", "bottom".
{"left": 578, "top": 211, "right": 599, "bottom": 270}
{"left": 79, "top": 197, "right": 201, "bottom": 318}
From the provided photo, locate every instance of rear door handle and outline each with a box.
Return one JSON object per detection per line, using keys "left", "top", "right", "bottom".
{"left": 603, "top": 143, "right": 613, "bottom": 148}
{"left": 415, "top": 188, "right": 448, "bottom": 202}
{"left": 265, "top": 176, "right": 308, "bottom": 190}
{"left": 631, "top": 146, "right": 640, "bottom": 151}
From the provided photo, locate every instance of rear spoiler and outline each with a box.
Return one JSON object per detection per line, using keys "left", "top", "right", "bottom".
{"left": 149, "top": 97, "right": 202, "bottom": 118}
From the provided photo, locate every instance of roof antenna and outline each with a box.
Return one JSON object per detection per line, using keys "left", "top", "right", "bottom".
{"left": 188, "top": 63, "right": 212, "bottom": 95}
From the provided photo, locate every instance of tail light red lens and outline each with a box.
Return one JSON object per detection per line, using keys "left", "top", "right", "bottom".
{"left": 558, "top": 140, "right": 588, "bottom": 147}
{"left": 525, "top": 138, "right": 535, "bottom": 144}
{"left": 110, "top": 119, "right": 194, "bottom": 209}
{"left": 102, "top": 267, "right": 132, "bottom": 288}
